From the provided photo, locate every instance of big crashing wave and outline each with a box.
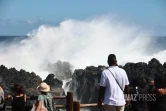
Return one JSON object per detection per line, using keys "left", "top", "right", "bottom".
{"left": 0, "top": 16, "right": 166, "bottom": 79}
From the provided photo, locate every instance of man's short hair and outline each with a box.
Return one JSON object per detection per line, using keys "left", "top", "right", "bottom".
{"left": 108, "top": 54, "right": 117, "bottom": 66}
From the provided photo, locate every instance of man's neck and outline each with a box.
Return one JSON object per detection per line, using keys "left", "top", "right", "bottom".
{"left": 109, "top": 64, "right": 117, "bottom": 66}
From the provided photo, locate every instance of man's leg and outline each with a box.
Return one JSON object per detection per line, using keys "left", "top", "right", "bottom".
{"left": 104, "top": 104, "right": 116, "bottom": 111}
{"left": 116, "top": 106, "right": 125, "bottom": 111}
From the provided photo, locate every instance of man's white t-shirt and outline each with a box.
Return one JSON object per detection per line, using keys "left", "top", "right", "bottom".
{"left": 100, "top": 66, "right": 129, "bottom": 106}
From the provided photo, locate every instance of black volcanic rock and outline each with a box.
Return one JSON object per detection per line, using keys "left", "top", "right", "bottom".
{"left": 43, "top": 74, "right": 65, "bottom": 96}
{"left": 67, "top": 58, "right": 166, "bottom": 104}
{"left": 43, "top": 74, "right": 66, "bottom": 105}
{"left": 0, "top": 65, "right": 42, "bottom": 96}
{"left": 148, "top": 58, "right": 162, "bottom": 68}
{"left": 163, "top": 62, "right": 166, "bottom": 69}
{"left": 43, "top": 74, "right": 63, "bottom": 88}
{"left": 0, "top": 65, "right": 65, "bottom": 98}
{"left": 0, "top": 65, "right": 66, "bottom": 106}
{"left": 68, "top": 66, "right": 105, "bottom": 103}
{"left": 1, "top": 58, "right": 166, "bottom": 109}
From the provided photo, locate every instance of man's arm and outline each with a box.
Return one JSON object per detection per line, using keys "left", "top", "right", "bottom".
{"left": 124, "top": 85, "right": 130, "bottom": 106}
{"left": 98, "top": 86, "right": 106, "bottom": 109}
{"left": 124, "top": 85, "right": 129, "bottom": 94}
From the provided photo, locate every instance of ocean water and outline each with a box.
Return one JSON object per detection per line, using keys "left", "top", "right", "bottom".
{"left": 0, "top": 17, "right": 166, "bottom": 80}
{"left": 0, "top": 36, "right": 27, "bottom": 43}
{"left": 0, "top": 35, "right": 166, "bottom": 53}
{"left": 0, "top": 35, "right": 166, "bottom": 79}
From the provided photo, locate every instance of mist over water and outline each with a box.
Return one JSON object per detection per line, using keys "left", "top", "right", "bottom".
{"left": 0, "top": 16, "right": 166, "bottom": 79}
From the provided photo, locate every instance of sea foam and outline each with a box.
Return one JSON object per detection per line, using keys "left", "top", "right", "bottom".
{"left": 0, "top": 16, "right": 165, "bottom": 79}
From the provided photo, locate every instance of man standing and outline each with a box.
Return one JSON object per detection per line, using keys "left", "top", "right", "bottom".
{"left": 98, "top": 54, "right": 129, "bottom": 111}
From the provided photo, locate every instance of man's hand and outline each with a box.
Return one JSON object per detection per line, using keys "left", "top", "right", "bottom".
{"left": 98, "top": 100, "right": 102, "bottom": 109}
{"left": 125, "top": 99, "right": 130, "bottom": 106}
{"left": 7, "top": 95, "right": 13, "bottom": 102}
{"left": 150, "top": 80, "right": 154, "bottom": 86}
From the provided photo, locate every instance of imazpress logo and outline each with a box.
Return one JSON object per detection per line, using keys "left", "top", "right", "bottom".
{"left": 124, "top": 94, "right": 156, "bottom": 101}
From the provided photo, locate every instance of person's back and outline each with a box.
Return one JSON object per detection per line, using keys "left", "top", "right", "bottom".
{"left": 36, "top": 82, "right": 54, "bottom": 111}
{"left": 98, "top": 54, "right": 129, "bottom": 111}
{"left": 12, "top": 95, "right": 26, "bottom": 111}
{"left": 155, "top": 93, "right": 166, "bottom": 111}
{"left": 102, "top": 66, "right": 129, "bottom": 105}
{"left": 8, "top": 83, "right": 26, "bottom": 111}
{"left": 38, "top": 93, "right": 54, "bottom": 111}
{"left": 152, "top": 75, "right": 166, "bottom": 111}
{"left": 130, "top": 87, "right": 148, "bottom": 111}
{"left": 129, "top": 78, "right": 148, "bottom": 111}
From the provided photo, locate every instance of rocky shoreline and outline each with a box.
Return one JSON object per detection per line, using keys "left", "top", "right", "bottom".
{"left": 67, "top": 58, "right": 166, "bottom": 104}
{"left": 0, "top": 58, "right": 166, "bottom": 105}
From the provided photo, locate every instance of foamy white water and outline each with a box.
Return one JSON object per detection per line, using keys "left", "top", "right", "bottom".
{"left": 0, "top": 16, "right": 166, "bottom": 79}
